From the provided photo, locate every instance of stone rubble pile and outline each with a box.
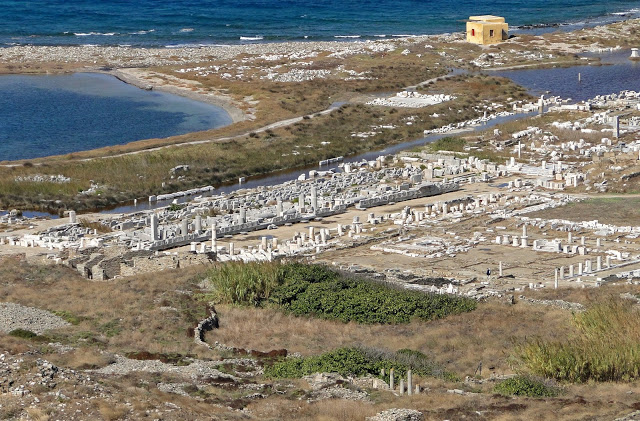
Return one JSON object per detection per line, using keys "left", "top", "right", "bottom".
{"left": 0, "top": 352, "right": 105, "bottom": 399}
{"left": 0, "top": 302, "right": 70, "bottom": 334}
{"left": 367, "top": 408, "right": 425, "bottom": 421}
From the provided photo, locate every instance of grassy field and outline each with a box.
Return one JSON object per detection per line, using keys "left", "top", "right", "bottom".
{"left": 0, "top": 256, "right": 214, "bottom": 359}
{"left": 527, "top": 197, "right": 640, "bottom": 226}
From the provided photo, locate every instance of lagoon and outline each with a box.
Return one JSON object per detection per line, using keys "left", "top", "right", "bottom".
{"left": 0, "top": 73, "right": 232, "bottom": 161}
{"left": 493, "top": 51, "right": 640, "bottom": 102}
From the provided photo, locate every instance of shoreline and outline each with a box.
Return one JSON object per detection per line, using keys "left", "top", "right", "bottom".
{"left": 105, "top": 68, "right": 248, "bottom": 124}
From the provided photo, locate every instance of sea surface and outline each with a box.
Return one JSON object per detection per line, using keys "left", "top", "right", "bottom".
{"left": 2, "top": 0, "right": 640, "bottom": 47}
{"left": 0, "top": 73, "right": 232, "bottom": 161}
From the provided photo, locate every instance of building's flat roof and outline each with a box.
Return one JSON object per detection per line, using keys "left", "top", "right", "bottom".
{"left": 468, "top": 15, "right": 505, "bottom": 23}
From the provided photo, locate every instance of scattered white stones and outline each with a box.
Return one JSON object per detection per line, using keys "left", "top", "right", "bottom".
{"left": 261, "top": 68, "right": 331, "bottom": 82}
{"left": 367, "top": 92, "right": 455, "bottom": 108}
{"left": 14, "top": 174, "right": 70, "bottom": 183}
{"left": 367, "top": 408, "right": 424, "bottom": 421}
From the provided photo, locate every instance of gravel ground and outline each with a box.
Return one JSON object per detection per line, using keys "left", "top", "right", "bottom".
{"left": 93, "top": 354, "right": 243, "bottom": 381}
{"left": 367, "top": 408, "right": 425, "bottom": 421}
{"left": 0, "top": 302, "right": 70, "bottom": 334}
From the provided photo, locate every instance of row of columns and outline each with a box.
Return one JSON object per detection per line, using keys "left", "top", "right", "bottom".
{"left": 554, "top": 255, "right": 612, "bottom": 288}
{"left": 385, "top": 368, "right": 419, "bottom": 395}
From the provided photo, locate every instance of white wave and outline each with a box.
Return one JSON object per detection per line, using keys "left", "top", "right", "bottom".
{"left": 610, "top": 9, "right": 640, "bottom": 16}
{"left": 74, "top": 32, "right": 117, "bottom": 36}
{"left": 334, "top": 35, "right": 361, "bottom": 38}
{"left": 165, "top": 43, "right": 224, "bottom": 48}
{"left": 179, "top": 28, "right": 194, "bottom": 33}
{"left": 373, "top": 34, "right": 387, "bottom": 38}
{"left": 240, "top": 36, "right": 263, "bottom": 40}
{"left": 130, "top": 29, "right": 155, "bottom": 35}
{"left": 391, "top": 34, "right": 418, "bottom": 37}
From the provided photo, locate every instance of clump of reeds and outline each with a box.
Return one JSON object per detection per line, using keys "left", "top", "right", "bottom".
{"left": 517, "top": 299, "right": 640, "bottom": 382}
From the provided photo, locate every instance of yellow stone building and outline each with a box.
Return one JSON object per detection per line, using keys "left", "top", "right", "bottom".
{"left": 466, "top": 15, "right": 508, "bottom": 45}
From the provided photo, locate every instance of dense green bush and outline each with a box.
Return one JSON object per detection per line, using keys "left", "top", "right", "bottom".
{"left": 517, "top": 300, "right": 640, "bottom": 382}
{"left": 270, "top": 263, "right": 476, "bottom": 324}
{"left": 493, "top": 376, "right": 557, "bottom": 397}
{"left": 205, "top": 262, "right": 476, "bottom": 324}
{"left": 264, "top": 347, "right": 457, "bottom": 380}
{"left": 9, "top": 329, "right": 39, "bottom": 340}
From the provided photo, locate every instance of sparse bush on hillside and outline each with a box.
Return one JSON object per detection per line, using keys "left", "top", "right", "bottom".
{"left": 264, "top": 346, "right": 457, "bottom": 380}
{"left": 204, "top": 262, "right": 476, "bottom": 324}
{"left": 52, "top": 310, "right": 84, "bottom": 325}
{"left": 517, "top": 300, "right": 640, "bottom": 382}
{"left": 8, "top": 329, "right": 39, "bottom": 340}
{"left": 494, "top": 376, "right": 558, "bottom": 397}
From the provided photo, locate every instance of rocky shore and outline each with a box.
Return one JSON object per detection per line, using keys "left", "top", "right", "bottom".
{"left": 0, "top": 35, "right": 453, "bottom": 69}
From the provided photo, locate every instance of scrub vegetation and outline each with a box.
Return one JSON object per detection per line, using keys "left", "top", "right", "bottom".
{"left": 203, "top": 261, "right": 477, "bottom": 324}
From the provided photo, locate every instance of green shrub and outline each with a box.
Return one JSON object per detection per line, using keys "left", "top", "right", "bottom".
{"left": 205, "top": 262, "right": 476, "bottom": 325}
{"left": 264, "top": 347, "right": 456, "bottom": 380}
{"left": 98, "top": 319, "right": 122, "bottom": 337}
{"left": 517, "top": 300, "right": 640, "bottom": 382}
{"left": 9, "top": 329, "right": 39, "bottom": 340}
{"left": 494, "top": 376, "right": 557, "bottom": 397}
{"left": 428, "top": 136, "right": 467, "bottom": 152}
{"left": 53, "top": 310, "right": 84, "bottom": 325}
{"left": 270, "top": 265, "right": 476, "bottom": 324}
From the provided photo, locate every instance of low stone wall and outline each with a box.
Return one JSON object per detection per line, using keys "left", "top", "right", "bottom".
{"left": 193, "top": 307, "right": 287, "bottom": 358}
{"left": 194, "top": 309, "right": 219, "bottom": 350}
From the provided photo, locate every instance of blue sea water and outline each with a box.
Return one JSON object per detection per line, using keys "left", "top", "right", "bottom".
{"left": 0, "top": 73, "right": 232, "bottom": 161}
{"left": 2, "top": 0, "right": 640, "bottom": 47}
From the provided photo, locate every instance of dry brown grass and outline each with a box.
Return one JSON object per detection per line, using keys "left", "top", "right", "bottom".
{"left": 527, "top": 197, "right": 640, "bottom": 227}
{"left": 248, "top": 384, "right": 640, "bottom": 421}
{"left": 524, "top": 282, "right": 640, "bottom": 305}
{"left": 0, "top": 256, "right": 218, "bottom": 359}
{"left": 213, "top": 301, "right": 572, "bottom": 377}
{"left": 25, "top": 407, "right": 50, "bottom": 421}
{"left": 96, "top": 400, "right": 130, "bottom": 421}
{"left": 78, "top": 217, "right": 113, "bottom": 234}
{"left": 299, "top": 400, "right": 377, "bottom": 421}
{"left": 0, "top": 334, "right": 31, "bottom": 354}
{"left": 47, "top": 347, "right": 115, "bottom": 370}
